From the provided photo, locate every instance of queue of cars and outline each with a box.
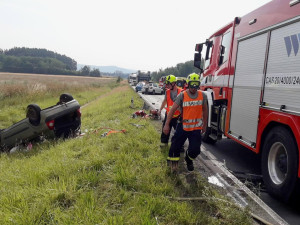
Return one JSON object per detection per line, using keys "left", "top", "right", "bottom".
{"left": 135, "top": 82, "right": 164, "bottom": 95}
{"left": 141, "top": 82, "right": 164, "bottom": 95}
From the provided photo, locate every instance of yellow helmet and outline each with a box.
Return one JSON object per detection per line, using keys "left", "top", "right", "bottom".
{"left": 165, "top": 75, "right": 177, "bottom": 84}
{"left": 187, "top": 73, "right": 200, "bottom": 88}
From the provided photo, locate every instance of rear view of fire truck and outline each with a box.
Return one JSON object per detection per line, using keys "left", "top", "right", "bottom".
{"left": 194, "top": 0, "right": 300, "bottom": 202}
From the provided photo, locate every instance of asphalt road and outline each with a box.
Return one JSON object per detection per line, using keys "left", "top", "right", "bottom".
{"left": 135, "top": 87, "right": 300, "bottom": 225}
{"left": 204, "top": 139, "right": 300, "bottom": 225}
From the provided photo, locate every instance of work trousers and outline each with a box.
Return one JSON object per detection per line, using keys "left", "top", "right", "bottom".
{"left": 168, "top": 123, "right": 202, "bottom": 160}
{"left": 160, "top": 112, "right": 179, "bottom": 144}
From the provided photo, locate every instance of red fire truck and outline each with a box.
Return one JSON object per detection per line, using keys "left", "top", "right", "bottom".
{"left": 194, "top": 0, "right": 300, "bottom": 202}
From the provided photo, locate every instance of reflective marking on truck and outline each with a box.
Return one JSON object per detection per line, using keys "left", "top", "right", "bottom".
{"left": 203, "top": 74, "right": 230, "bottom": 87}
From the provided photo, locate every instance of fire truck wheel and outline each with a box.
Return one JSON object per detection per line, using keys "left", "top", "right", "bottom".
{"left": 261, "top": 126, "right": 298, "bottom": 202}
{"left": 26, "top": 104, "right": 41, "bottom": 126}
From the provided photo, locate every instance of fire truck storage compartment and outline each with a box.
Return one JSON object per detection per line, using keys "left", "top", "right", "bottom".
{"left": 263, "top": 20, "right": 300, "bottom": 113}
{"left": 229, "top": 33, "right": 268, "bottom": 145}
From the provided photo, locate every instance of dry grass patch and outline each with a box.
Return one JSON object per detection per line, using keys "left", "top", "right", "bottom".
{"left": 0, "top": 72, "right": 114, "bottom": 98}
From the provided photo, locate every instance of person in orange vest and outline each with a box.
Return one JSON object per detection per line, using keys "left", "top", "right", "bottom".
{"left": 158, "top": 75, "right": 182, "bottom": 148}
{"left": 163, "top": 73, "right": 207, "bottom": 172}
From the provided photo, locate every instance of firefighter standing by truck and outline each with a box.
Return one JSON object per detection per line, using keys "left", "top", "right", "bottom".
{"left": 158, "top": 75, "right": 182, "bottom": 147}
{"left": 163, "top": 73, "right": 207, "bottom": 172}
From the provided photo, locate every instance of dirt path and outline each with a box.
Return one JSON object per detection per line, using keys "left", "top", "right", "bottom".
{"left": 81, "top": 81, "right": 130, "bottom": 109}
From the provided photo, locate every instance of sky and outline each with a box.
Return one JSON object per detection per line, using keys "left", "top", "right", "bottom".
{"left": 0, "top": 0, "right": 271, "bottom": 72}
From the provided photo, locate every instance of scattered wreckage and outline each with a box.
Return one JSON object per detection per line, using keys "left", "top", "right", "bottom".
{"left": 131, "top": 109, "right": 160, "bottom": 120}
{"left": 0, "top": 93, "right": 81, "bottom": 151}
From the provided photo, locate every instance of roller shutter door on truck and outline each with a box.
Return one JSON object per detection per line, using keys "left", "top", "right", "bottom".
{"left": 229, "top": 33, "right": 268, "bottom": 145}
{"left": 263, "top": 20, "right": 300, "bottom": 113}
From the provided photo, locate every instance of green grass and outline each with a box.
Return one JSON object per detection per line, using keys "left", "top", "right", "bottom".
{"left": 0, "top": 82, "right": 252, "bottom": 224}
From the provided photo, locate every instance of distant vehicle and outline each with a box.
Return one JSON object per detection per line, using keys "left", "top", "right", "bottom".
{"left": 128, "top": 73, "right": 138, "bottom": 86}
{"left": 137, "top": 70, "right": 151, "bottom": 83}
{"left": 128, "top": 71, "right": 151, "bottom": 86}
{"left": 0, "top": 93, "right": 81, "bottom": 150}
{"left": 142, "top": 83, "right": 164, "bottom": 95}
{"left": 135, "top": 82, "right": 145, "bottom": 92}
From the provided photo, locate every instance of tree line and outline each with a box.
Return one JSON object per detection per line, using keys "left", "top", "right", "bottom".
{"left": 4, "top": 47, "right": 77, "bottom": 70}
{"left": 150, "top": 60, "right": 201, "bottom": 82}
{"left": 0, "top": 47, "right": 101, "bottom": 77}
{"left": 0, "top": 47, "right": 201, "bottom": 79}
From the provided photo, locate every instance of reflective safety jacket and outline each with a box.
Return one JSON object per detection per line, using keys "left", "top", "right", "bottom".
{"left": 166, "top": 88, "right": 182, "bottom": 118}
{"left": 182, "top": 91, "right": 203, "bottom": 131}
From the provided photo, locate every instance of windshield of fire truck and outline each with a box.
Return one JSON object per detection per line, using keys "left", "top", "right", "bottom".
{"left": 220, "top": 31, "right": 231, "bottom": 65}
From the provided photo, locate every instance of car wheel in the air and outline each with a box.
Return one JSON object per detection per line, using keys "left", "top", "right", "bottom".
{"left": 59, "top": 93, "right": 73, "bottom": 104}
{"left": 26, "top": 104, "right": 41, "bottom": 126}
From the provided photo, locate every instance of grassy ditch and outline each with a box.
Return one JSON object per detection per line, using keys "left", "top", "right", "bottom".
{"left": 0, "top": 82, "right": 251, "bottom": 224}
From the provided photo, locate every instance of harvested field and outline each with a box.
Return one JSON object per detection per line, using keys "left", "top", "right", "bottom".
{"left": 0, "top": 72, "right": 114, "bottom": 98}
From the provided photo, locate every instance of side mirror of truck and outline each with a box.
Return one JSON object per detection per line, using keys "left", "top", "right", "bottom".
{"left": 194, "top": 53, "right": 203, "bottom": 72}
{"left": 194, "top": 43, "right": 204, "bottom": 72}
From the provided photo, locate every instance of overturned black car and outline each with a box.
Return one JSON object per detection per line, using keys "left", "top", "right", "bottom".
{"left": 0, "top": 93, "right": 81, "bottom": 150}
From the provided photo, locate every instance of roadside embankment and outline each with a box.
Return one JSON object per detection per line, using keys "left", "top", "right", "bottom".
{"left": 0, "top": 82, "right": 251, "bottom": 224}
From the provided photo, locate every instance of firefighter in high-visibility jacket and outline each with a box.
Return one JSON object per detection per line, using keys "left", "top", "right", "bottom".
{"left": 158, "top": 75, "right": 182, "bottom": 146}
{"left": 163, "top": 73, "right": 207, "bottom": 172}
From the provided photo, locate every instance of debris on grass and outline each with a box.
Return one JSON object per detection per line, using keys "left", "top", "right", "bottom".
{"left": 149, "top": 109, "right": 161, "bottom": 120}
{"left": 131, "top": 110, "right": 148, "bottom": 118}
{"left": 101, "top": 129, "right": 126, "bottom": 137}
{"left": 130, "top": 123, "right": 145, "bottom": 128}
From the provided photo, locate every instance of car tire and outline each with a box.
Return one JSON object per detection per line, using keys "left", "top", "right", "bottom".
{"left": 26, "top": 104, "right": 41, "bottom": 126}
{"left": 59, "top": 93, "right": 73, "bottom": 104}
{"left": 261, "top": 126, "right": 299, "bottom": 202}
{"left": 153, "top": 91, "right": 155, "bottom": 95}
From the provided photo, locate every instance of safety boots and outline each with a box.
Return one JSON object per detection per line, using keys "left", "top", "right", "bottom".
{"left": 171, "top": 161, "right": 179, "bottom": 173}
{"left": 167, "top": 160, "right": 179, "bottom": 173}
{"left": 185, "top": 154, "right": 194, "bottom": 171}
{"left": 160, "top": 142, "right": 168, "bottom": 148}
